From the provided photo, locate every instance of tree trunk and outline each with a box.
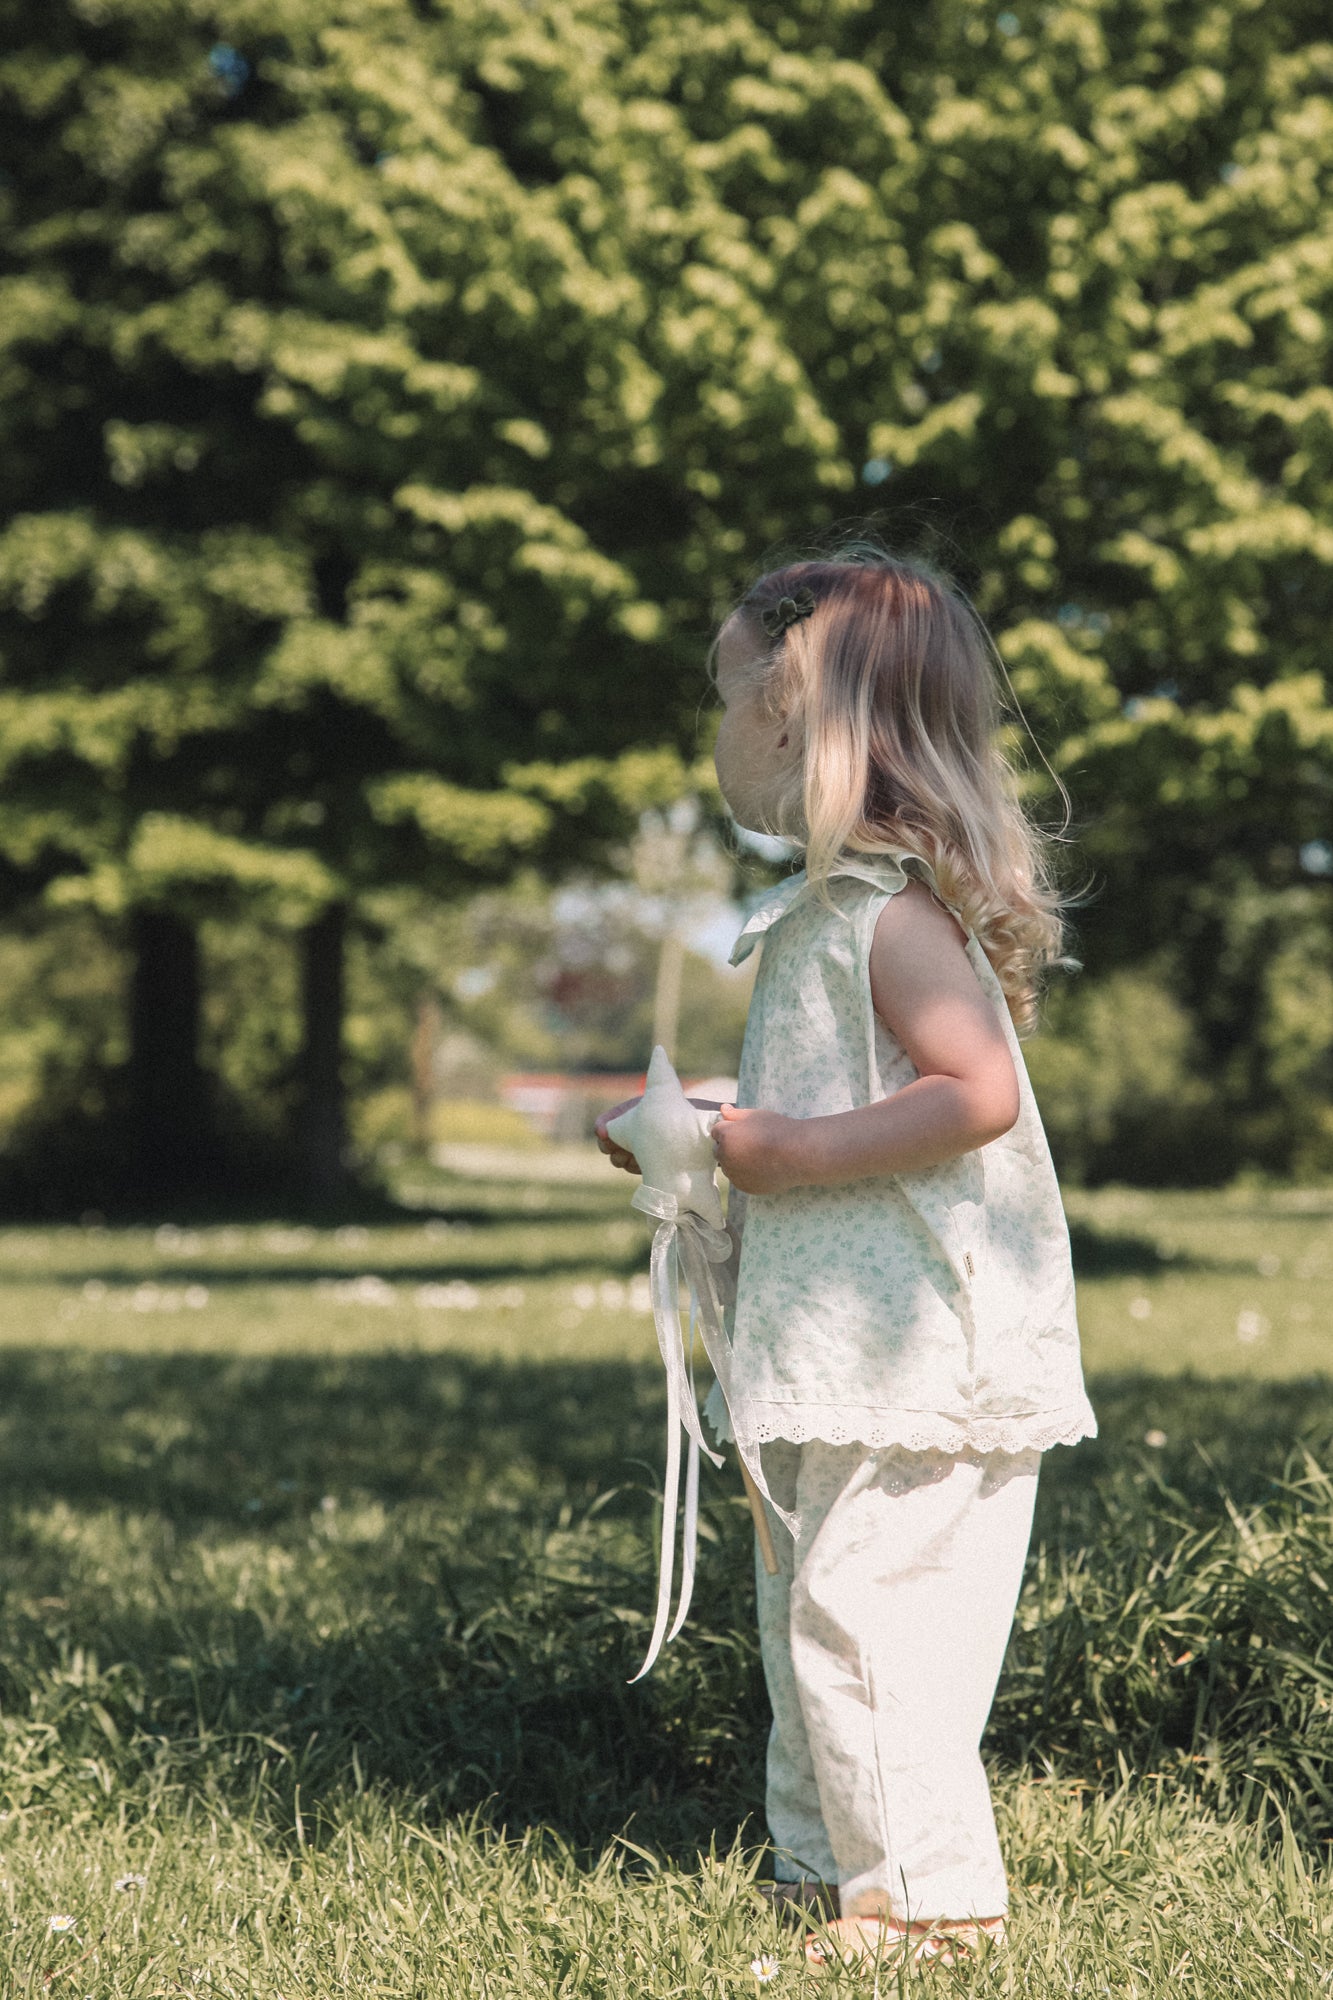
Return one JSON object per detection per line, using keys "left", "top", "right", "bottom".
{"left": 297, "top": 901, "right": 349, "bottom": 1199}
{"left": 129, "top": 908, "right": 208, "bottom": 1190}
{"left": 652, "top": 929, "right": 685, "bottom": 1064}
{"left": 410, "top": 991, "right": 443, "bottom": 1151}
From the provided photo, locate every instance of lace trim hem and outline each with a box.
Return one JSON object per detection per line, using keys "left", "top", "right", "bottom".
{"left": 705, "top": 1396, "right": 1098, "bottom": 1456}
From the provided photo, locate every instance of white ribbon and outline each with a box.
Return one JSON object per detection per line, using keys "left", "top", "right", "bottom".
{"left": 627, "top": 1186, "right": 793, "bottom": 1681}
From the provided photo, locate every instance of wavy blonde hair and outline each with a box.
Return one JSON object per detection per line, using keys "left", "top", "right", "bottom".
{"left": 717, "top": 544, "right": 1088, "bottom": 1038}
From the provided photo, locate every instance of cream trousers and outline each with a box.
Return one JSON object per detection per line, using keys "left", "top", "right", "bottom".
{"left": 755, "top": 1437, "right": 1040, "bottom": 1923}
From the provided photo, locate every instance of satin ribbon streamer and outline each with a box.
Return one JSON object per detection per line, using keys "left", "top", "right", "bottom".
{"left": 627, "top": 1185, "right": 792, "bottom": 1682}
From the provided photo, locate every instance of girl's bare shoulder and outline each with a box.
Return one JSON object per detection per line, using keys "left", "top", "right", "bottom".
{"left": 868, "top": 879, "right": 1015, "bottom": 1100}
{"left": 874, "top": 873, "right": 970, "bottom": 951}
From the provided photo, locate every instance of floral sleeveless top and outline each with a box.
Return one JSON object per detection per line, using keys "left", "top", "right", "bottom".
{"left": 703, "top": 849, "right": 1097, "bottom": 1458}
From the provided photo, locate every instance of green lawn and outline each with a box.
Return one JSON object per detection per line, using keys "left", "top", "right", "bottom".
{"left": 0, "top": 1172, "right": 1331, "bottom": 1994}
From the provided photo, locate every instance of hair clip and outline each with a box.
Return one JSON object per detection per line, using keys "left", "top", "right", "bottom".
{"left": 760, "top": 587, "right": 817, "bottom": 640}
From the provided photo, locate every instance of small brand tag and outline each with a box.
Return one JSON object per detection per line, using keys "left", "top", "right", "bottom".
{"left": 964, "top": 1253, "right": 975, "bottom": 1277}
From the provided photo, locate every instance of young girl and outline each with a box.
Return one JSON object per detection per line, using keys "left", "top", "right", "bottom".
{"left": 597, "top": 549, "right": 1096, "bottom": 1972}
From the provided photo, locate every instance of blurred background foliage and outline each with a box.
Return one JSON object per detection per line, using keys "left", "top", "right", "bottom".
{"left": 0, "top": 0, "right": 1330, "bottom": 1208}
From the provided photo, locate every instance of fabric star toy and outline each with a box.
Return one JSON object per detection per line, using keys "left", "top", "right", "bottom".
{"left": 605, "top": 1045, "right": 726, "bottom": 1231}
{"left": 607, "top": 1047, "right": 778, "bottom": 1681}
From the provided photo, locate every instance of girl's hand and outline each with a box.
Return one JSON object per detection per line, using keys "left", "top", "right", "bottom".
{"left": 594, "top": 1096, "right": 641, "bottom": 1174}
{"left": 711, "top": 1104, "right": 801, "bottom": 1195}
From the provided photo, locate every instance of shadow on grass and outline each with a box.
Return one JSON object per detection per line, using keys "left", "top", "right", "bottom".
{"left": 0, "top": 1340, "right": 766, "bottom": 1856}
{"left": 0, "top": 1348, "right": 674, "bottom": 1519}
{"left": 1068, "top": 1219, "right": 1213, "bottom": 1277}
{"left": 2, "top": 1348, "right": 1333, "bottom": 1857}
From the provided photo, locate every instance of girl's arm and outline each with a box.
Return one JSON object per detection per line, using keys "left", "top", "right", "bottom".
{"left": 712, "top": 879, "right": 1019, "bottom": 1195}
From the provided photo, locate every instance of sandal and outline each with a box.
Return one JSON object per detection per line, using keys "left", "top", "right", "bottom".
{"left": 805, "top": 1913, "right": 1007, "bottom": 1972}
{"left": 753, "top": 1878, "right": 836, "bottom": 1922}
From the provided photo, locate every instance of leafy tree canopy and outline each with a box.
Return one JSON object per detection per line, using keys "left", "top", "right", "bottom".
{"left": 0, "top": 0, "right": 1330, "bottom": 1166}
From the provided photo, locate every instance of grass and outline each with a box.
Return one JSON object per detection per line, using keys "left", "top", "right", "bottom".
{"left": 0, "top": 1169, "right": 1331, "bottom": 1993}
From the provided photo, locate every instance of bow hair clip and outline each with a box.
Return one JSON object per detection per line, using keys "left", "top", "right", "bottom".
{"left": 760, "top": 586, "right": 817, "bottom": 639}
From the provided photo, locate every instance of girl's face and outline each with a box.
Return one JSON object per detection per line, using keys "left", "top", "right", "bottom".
{"left": 712, "top": 616, "right": 799, "bottom": 833}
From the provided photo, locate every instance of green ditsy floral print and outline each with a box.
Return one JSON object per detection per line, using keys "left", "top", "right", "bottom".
{"left": 704, "top": 850, "right": 1097, "bottom": 1456}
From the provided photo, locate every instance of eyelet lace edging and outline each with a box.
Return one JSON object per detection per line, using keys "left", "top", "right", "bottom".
{"left": 706, "top": 1397, "right": 1098, "bottom": 1456}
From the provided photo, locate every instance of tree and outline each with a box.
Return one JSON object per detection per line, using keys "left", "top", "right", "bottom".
{"left": 603, "top": 0, "right": 1333, "bottom": 1168}
{"left": 2, "top": 0, "right": 1331, "bottom": 1196}
{"left": 0, "top": 0, "right": 835, "bottom": 1194}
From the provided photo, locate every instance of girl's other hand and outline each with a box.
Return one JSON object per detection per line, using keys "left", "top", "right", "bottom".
{"left": 594, "top": 1096, "right": 641, "bottom": 1175}
{"left": 711, "top": 1103, "right": 799, "bottom": 1195}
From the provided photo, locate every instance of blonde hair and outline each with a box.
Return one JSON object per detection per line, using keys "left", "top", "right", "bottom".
{"left": 716, "top": 543, "right": 1089, "bottom": 1038}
